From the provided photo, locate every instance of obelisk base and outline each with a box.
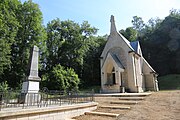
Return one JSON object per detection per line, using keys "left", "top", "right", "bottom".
{"left": 21, "top": 80, "right": 41, "bottom": 103}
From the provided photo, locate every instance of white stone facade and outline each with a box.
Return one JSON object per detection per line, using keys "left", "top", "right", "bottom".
{"left": 100, "top": 15, "right": 159, "bottom": 93}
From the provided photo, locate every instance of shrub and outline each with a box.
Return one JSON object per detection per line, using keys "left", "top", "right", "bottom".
{"left": 0, "top": 81, "right": 9, "bottom": 92}
{"left": 44, "top": 64, "right": 80, "bottom": 91}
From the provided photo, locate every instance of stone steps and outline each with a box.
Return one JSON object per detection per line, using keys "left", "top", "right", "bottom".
{"left": 85, "top": 111, "right": 119, "bottom": 117}
{"left": 99, "top": 105, "right": 130, "bottom": 109}
{"left": 111, "top": 101, "right": 138, "bottom": 105}
{"left": 119, "top": 97, "right": 144, "bottom": 100}
{"left": 95, "top": 93, "right": 151, "bottom": 97}
{"left": 77, "top": 93, "right": 151, "bottom": 119}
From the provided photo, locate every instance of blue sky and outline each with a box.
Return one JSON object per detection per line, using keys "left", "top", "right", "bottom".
{"left": 20, "top": 0, "right": 180, "bottom": 35}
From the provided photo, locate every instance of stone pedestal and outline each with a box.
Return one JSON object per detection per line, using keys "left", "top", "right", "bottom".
{"left": 22, "top": 81, "right": 40, "bottom": 93}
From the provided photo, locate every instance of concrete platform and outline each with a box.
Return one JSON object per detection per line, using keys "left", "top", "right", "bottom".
{"left": 99, "top": 105, "right": 130, "bottom": 109}
{"left": 85, "top": 111, "right": 119, "bottom": 117}
{"left": 0, "top": 102, "right": 98, "bottom": 120}
{"left": 119, "top": 97, "right": 145, "bottom": 100}
{"left": 110, "top": 101, "right": 138, "bottom": 105}
{"left": 95, "top": 93, "right": 151, "bottom": 97}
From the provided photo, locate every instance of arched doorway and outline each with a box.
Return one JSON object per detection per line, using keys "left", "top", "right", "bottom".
{"left": 107, "top": 67, "right": 116, "bottom": 85}
{"left": 101, "top": 53, "right": 125, "bottom": 92}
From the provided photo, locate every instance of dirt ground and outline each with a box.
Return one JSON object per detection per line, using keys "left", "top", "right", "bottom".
{"left": 74, "top": 90, "right": 180, "bottom": 120}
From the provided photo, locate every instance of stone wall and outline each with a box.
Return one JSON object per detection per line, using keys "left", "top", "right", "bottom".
{"left": 144, "top": 74, "right": 155, "bottom": 91}
{"left": 126, "top": 53, "right": 137, "bottom": 92}
{"left": 102, "top": 84, "right": 120, "bottom": 93}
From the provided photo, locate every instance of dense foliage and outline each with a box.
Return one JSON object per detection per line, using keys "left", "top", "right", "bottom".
{"left": 0, "top": 0, "right": 47, "bottom": 88}
{"left": 120, "top": 9, "right": 180, "bottom": 76}
{"left": 0, "top": 0, "right": 20, "bottom": 75}
{"left": 119, "top": 27, "right": 137, "bottom": 41}
{"left": 43, "top": 19, "right": 106, "bottom": 89}
{"left": 0, "top": 81, "right": 9, "bottom": 92}
{"left": 0, "top": 0, "right": 180, "bottom": 90}
{"left": 0, "top": 0, "right": 106, "bottom": 90}
{"left": 42, "top": 64, "right": 80, "bottom": 91}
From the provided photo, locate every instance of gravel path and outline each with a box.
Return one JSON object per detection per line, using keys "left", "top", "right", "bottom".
{"left": 119, "top": 90, "right": 180, "bottom": 120}
{"left": 74, "top": 90, "right": 180, "bottom": 120}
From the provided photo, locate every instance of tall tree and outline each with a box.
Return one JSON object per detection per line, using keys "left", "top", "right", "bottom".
{"left": 44, "top": 19, "right": 102, "bottom": 88}
{"left": 0, "top": 0, "right": 20, "bottom": 76}
{"left": 132, "top": 16, "right": 145, "bottom": 36}
{"left": 139, "top": 9, "right": 180, "bottom": 75}
{"left": 45, "top": 19, "right": 97, "bottom": 73}
{"left": 119, "top": 27, "right": 137, "bottom": 41}
{"left": 81, "top": 36, "right": 106, "bottom": 87}
{"left": 3, "top": 0, "right": 46, "bottom": 88}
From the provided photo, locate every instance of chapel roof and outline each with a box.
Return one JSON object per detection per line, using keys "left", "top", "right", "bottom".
{"left": 130, "top": 41, "right": 139, "bottom": 52}
{"left": 111, "top": 53, "right": 125, "bottom": 69}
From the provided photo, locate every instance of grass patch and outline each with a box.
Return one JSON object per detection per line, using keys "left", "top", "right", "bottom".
{"left": 158, "top": 74, "right": 180, "bottom": 90}
{"left": 79, "top": 86, "right": 101, "bottom": 93}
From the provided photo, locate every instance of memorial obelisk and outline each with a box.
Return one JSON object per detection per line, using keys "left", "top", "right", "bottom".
{"left": 21, "top": 45, "right": 41, "bottom": 102}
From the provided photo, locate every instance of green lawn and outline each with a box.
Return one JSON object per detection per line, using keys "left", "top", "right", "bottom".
{"left": 158, "top": 74, "right": 180, "bottom": 90}
{"left": 79, "top": 85, "right": 101, "bottom": 93}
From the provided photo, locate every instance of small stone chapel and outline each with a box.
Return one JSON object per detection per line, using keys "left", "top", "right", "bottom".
{"left": 100, "top": 15, "right": 159, "bottom": 93}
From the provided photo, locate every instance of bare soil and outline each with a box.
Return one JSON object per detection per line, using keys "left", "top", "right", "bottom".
{"left": 74, "top": 90, "right": 180, "bottom": 120}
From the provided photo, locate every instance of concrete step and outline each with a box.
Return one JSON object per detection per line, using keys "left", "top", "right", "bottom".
{"left": 99, "top": 105, "right": 130, "bottom": 109}
{"left": 111, "top": 93, "right": 151, "bottom": 97}
{"left": 85, "top": 111, "right": 119, "bottom": 117}
{"left": 95, "top": 93, "right": 151, "bottom": 97}
{"left": 110, "top": 101, "right": 138, "bottom": 105}
{"left": 119, "top": 97, "right": 144, "bottom": 100}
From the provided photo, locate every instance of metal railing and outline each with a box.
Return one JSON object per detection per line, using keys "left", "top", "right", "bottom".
{"left": 0, "top": 89, "right": 94, "bottom": 111}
